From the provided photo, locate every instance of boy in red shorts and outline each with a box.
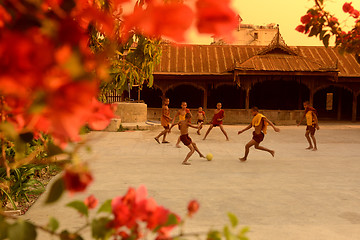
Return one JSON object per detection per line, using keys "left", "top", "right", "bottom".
{"left": 203, "top": 103, "right": 229, "bottom": 141}
{"left": 238, "top": 107, "right": 280, "bottom": 161}
{"left": 196, "top": 107, "right": 206, "bottom": 135}
{"left": 178, "top": 113, "right": 205, "bottom": 165}
{"left": 297, "top": 101, "right": 320, "bottom": 151}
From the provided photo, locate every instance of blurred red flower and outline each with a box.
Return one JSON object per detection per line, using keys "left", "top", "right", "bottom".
{"left": 84, "top": 195, "right": 98, "bottom": 209}
{"left": 63, "top": 164, "right": 93, "bottom": 194}
{"left": 187, "top": 200, "right": 200, "bottom": 217}
{"left": 196, "top": 0, "right": 238, "bottom": 38}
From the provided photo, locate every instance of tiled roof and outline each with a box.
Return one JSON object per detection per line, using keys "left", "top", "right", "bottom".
{"left": 154, "top": 44, "right": 360, "bottom": 77}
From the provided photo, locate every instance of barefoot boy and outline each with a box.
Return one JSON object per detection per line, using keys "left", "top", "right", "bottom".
{"left": 170, "top": 102, "right": 191, "bottom": 148}
{"left": 203, "top": 103, "right": 229, "bottom": 141}
{"left": 297, "top": 101, "right": 320, "bottom": 151}
{"left": 196, "top": 107, "right": 206, "bottom": 135}
{"left": 178, "top": 113, "right": 205, "bottom": 165}
{"left": 238, "top": 107, "right": 280, "bottom": 161}
{"left": 154, "top": 98, "right": 172, "bottom": 144}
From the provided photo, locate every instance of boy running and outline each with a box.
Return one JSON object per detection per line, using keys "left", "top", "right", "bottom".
{"left": 196, "top": 107, "right": 206, "bottom": 135}
{"left": 170, "top": 102, "right": 191, "bottom": 148}
{"left": 154, "top": 98, "right": 172, "bottom": 144}
{"left": 178, "top": 113, "right": 205, "bottom": 165}
{"left": 238, "top": 107, "right": 280, "bottom": 161}
{"left": 203, "top": 103, "right": 229, "bottom": 141}
{"left": 297, "top": 101, "right": 320, "bottom": 151}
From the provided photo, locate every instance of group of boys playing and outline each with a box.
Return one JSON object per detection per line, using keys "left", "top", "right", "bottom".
{"left": 155, "top": 98, "right": 319, "bottom": 165}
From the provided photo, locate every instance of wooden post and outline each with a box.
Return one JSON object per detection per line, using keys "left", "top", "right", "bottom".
{"left": 309, "top": 89, "right": 314, "bottom": 107}
{"left": 337, "top": 89, "right": 342, "bottom": 121}
{"left": 245, "top": 87, "right": 250, "bottom": 110}
{"left": 203, "top": 90, "right": 208, "bottom": 109}
{"left": 352, "top": 92, "right": 358, "bottom": 122}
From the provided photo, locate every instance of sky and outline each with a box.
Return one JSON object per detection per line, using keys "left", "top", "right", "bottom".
{"left": 187, "top": 0, "right": 360, "bottom": 46}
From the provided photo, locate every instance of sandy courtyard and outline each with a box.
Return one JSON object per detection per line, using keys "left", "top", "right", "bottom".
{"left": 25, "top": 123, "right": 360, "bottom": 240}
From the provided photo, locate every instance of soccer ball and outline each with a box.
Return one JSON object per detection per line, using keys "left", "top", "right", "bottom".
{"left": 206, "top": 153, "right": 213, "bottom": 161}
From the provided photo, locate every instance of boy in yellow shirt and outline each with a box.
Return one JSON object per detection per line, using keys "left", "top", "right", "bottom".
{"left": 238, "top": 107, "right": 280, "bottom": 161}
{"left": 298, "top": 101, "right": 320, "bottom": 151}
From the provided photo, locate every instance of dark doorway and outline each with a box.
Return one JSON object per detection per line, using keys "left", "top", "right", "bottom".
{"left": 314, "top": 86, "right": 352, "bottom": 120}
{"left": 166, "top": 85, "right": 203, "bottom": 109}
{"left": 250, "top": 80, "right": 309, "bottom": 110}
{"left": 137, "top": 86, "right": 163, "bottom": 108}
{"left": 208, "top": 85, "right": 244, "bottom": 109}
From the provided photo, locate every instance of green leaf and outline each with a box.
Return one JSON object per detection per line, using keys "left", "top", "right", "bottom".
{"left": 47, "top": 217, "right": 59, "bottom": 233}
{"left": 238, "top": 227, "right": 250, "bottom": 240}
{"left": 309, "top": 25, "right": 319, "bottom": 37}
{"left": 91, "top": 217, "right": 112, "bottom": 240}
{"left": 60, "top": 230, "right": 84, "bottom": 240}
{"left": 319, "top": 30, "right": 327, "bottom": 40}
{"left": 165, "top": 213, "right": 179, "bottom": 226}
{"left": 228, "top": 212, "right": 238, "bottom": 228}
{"left": 207, "top": 230, "right": 222, "bottom": 240}
{"left": 323, "top": 34, "right": 331, "bottom": 48}
{"left": 223, "top": 225, "right": 231, "bottom": 240}
{"left": 97, "top": 199, "right": 112, "bottom": 214}
{"left": 45, "top": 177, "right": 65, "bottom": 204}
{"left": 8, "top": 220, "right": 37, "bottom": 240}
{"left": 47, "top": 142, "right": 64, "bottom": 157}
{"left": 66, "top": 200, "right": 89, "bottom": 217}
{"left": 0, "top": 218, "right": 9, "bottom": 240}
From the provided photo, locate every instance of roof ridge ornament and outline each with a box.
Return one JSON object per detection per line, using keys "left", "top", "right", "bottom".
{"left": 257, "top": 25, "right": 299, "bottom": 56}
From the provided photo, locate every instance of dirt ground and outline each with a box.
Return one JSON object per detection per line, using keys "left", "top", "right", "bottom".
{"left": 25, "top": 123, "right": 360, "bottom": 240}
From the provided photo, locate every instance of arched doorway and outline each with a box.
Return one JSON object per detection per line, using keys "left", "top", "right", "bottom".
{"left": 166, "top": 84, "right": 203, "bottom": 109}
{"left": 138, "top": 85, "right": 163, "bottom": 108}
{"left": 208, "top": 84, "right": 244, "bottom": 109}
{"left": 314, "top": 86, "right": 352, "bottom": 120}
{"left": 249, "top": 80, "right": 309, "bottom": 110}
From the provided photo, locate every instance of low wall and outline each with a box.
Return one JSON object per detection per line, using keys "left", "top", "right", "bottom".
{"left": 147, "top": 108, "right": 303, "bottom": 125}
{"left": 114, "top": 102, "right": 147, "bottom": 123}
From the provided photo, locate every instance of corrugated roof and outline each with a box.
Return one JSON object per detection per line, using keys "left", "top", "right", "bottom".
{"left": 154, "top": 44, "right": 360, "bottom": 77}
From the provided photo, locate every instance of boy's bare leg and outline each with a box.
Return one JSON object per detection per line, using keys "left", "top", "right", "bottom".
{"left": 254, "top": 143, "right": 275, "bottom": 157}
{"left": 155, "top": 129, "right": 167, "bottom": 144}
{"left": 219, "top": 125, "right": 229, "bottom": 141}
{"left": 305, "top": 131, "right": 313, "bottom": 149}
{"left": 197, "top": 123, "right": 201, "bottom": 135}
{"left": 162, "top": 130, "right": 169, "bottom": 143}
{"left": 175, "top": 136, "right": 181, "bottom": 148}
{"left": 310, "top": 134, "right": 317, "bottom": 151}
{"left": 182, "top": 144, "right": 195, "bottom": 165}
{"left": 203, "top": 125, "right": 213, "bottom": 140}
{"left": 192, "top": 142, "right": 205, "bottom": 158}
{"left": 240, "top": 139, "right": 256, "bottom": 161}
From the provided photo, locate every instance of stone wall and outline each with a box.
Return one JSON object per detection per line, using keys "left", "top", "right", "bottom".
{"left": 114, "top": 102, "right": 147, "bottom": 123}
{"left": 147, "top": 108, "right": 303, "bottom": 125}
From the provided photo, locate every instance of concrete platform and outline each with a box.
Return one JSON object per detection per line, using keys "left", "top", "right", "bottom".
{"left": 25, "top": 124, "right": 360, "bottom": 240}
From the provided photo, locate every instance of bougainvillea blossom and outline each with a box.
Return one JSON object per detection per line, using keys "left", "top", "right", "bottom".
{"left": 196, "top": 0, "right": 238, "bottom": 38}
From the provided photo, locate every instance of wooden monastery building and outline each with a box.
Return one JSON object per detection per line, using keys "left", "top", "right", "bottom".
{"left": 137, "top": 32, "right": 360, "bottom": 123}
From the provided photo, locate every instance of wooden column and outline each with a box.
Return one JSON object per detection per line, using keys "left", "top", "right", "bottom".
{"left": 337, "top": 90, "right": 342, "bottom": 121}
{"left": 309, "top": 89, "right": 314, "bottom": 107}
{"left": 245, "top": 87, "right": 250, "bottom": 110}
{"left": 203, "top": 88, "right": 208, "bottom": 109}
{"left": 352, "top": 92, "right": 358, "bottom": 122}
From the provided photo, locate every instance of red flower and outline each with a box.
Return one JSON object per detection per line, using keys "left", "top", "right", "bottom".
{"left": 0, "top": 5, "right": 11, "bottom": 28}
{"left": 196, "top": 0, "right": 238, "bottom": 38}
{"left": 295, "top": 25, "right": 306, "bottom": 33}
{"left": 110, "top": 186, "right": 180, "bottom": 238}
{"left": 187, "top": 200, "right": 200, "bottom": 217}
{"left": 87, "top": 98, "right": 115, "bottom": 130}
{"left": 300, "top": 13, "right": 312, "bottom": 24}
{"left": 329, "top": 16, "right": 338, "bottom": 23}
{"left": 352, "top": 10, "right": 360, "bottom": 18}
{"left": 343, "top": 2, "right": 354, "bottom": 13}
{"left": 63, "top": 164, "right": 93, "bottom": 194}
{"left": 84, "top": 195, "right": 98, "bottom": 209}
{"left": 122, "top": 2, "right": 193, "bottom": 42}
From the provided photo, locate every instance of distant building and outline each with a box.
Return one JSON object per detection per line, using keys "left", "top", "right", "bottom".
{"left": 212, "top": 16, "right": 278, "bottom": 46}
